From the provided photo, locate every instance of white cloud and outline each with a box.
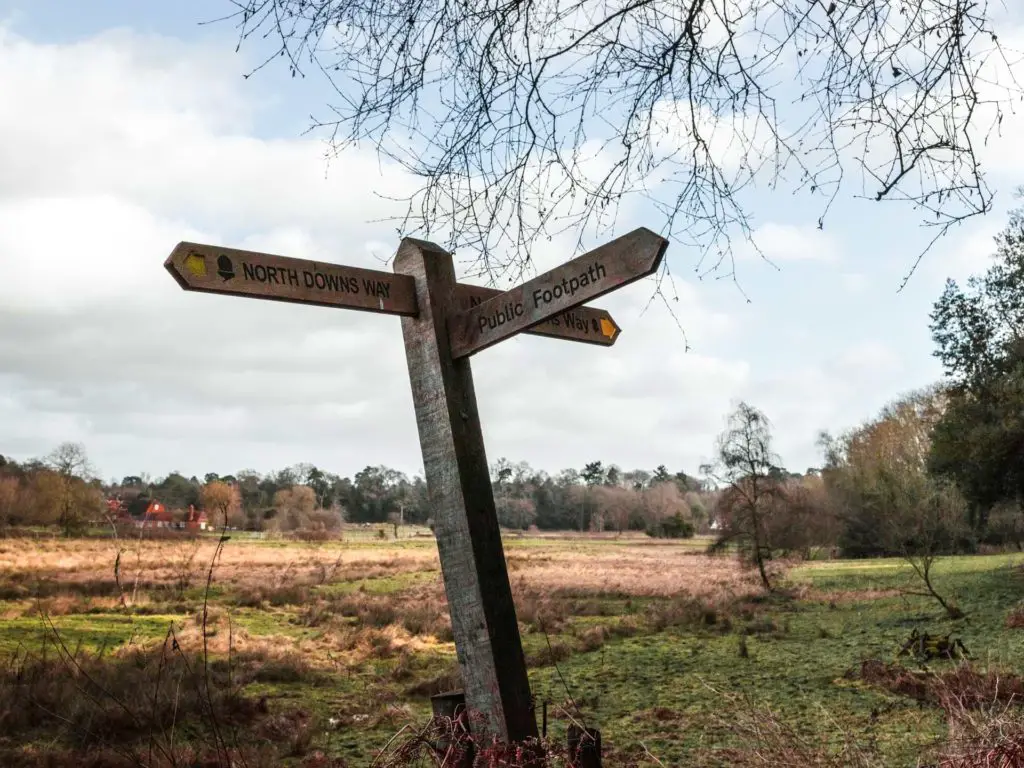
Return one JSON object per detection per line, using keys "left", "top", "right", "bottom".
{"left": 834, "top": 340, "right": 902, "bottom": 379}
{"left": 924, "top": 219, "right": 1004, "bottom": 285}
{"left": 737, "top": 338, "right": 911, "bottom": 471}
{"left": 0, "top": 21, "right": 945, "bottom": 483}
{"left": 0, "top": 23, "right": 744, "bottom": 480}
{"left": 736, "top": 222, "right": 841, "bottom": 264}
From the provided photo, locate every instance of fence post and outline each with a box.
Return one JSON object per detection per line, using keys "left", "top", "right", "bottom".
{"left": 430, "top": 690, "right": 474, "bottom": 767}
{"left": 568, "top": 724, "right": 602, "bottom": 768}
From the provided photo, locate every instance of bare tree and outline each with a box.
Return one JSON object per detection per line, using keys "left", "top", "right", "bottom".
{"left": 46, "top": 442, "right": 95, "bottom": 537}
{"left": 46, "top": 442, "right": 93, "bottom": 478}
{"left": 495, "top": 493, "right": 538, "bottom": 530}
{"left": 0, "top": 476, "right": 18, "bottom": 532}
{"left": 272, "top": 484, "right": 317, "bottom": 530}
{"left": 591, "top": 484, "right": 640, "bottom": 532}
{"left": 223, "top": 0, "right": 1018, "bottom": 286}
{"left": 703, "top": 402, "right": 783, "bottom": 590}
{"left": 888, "top": 478, "right": 968, "bottom": 619}
{"left": 765, "top": 474, "right": 840, "bottom": 559}
{"left": 642, "top": 481, "right": 689, "bottom": 522}
{"left": 822, "top": 388, "right": 967, "bottom": 617}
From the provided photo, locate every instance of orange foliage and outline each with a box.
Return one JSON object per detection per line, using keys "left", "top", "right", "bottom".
{"left": 200, "top": 481, "right": 242, "bottom": 528}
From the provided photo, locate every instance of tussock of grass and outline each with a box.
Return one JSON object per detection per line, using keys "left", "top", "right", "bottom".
{"left": 854, "top": 659, "right": 1024, "bottom": 709}
{"left": 2, "top": 642, "right": 291, "bottom": 745}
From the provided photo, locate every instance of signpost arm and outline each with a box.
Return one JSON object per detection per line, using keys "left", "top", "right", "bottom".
{"left": 394, "top": 237, "right": 538, "bottom": 745}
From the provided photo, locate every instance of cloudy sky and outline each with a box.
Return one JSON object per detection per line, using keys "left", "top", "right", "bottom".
{"left": 1, "top": 0, "right": 1023, "bottom": 484}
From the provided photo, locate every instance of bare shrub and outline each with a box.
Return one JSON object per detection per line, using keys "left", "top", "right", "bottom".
{"left": 399, "top": 601, "right": 446, "bottom": 638}
{"left": 231, "top": 583, "right": 312, "bottom": 608}
{"left": 371, "top": 711, "right": 578, "bottom": 767}
{"left": 525, "top": 640, "right": 574, "bottom": 669}
{"left": 934, "top": 688, "right": 1024, "bottom": 767}
{"left": 644, "top": 597, "right": 730, "bottom": 633}
{"left": 855, "top": 660, "right": 1024, "bottom": 709}
{"left": 708, "top": 695, "right": 881, "bottom": 767}
{"left": 168, "top": 538, "right": 202, "bottom": 597}
{"left": 574, "top": 626, "right": 608, "bottom": 653}
{"left": 0, "top": 634, "right": 315, "bottom": 755}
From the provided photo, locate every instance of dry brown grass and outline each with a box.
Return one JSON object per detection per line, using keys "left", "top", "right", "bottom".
{"left": 853, "top": 659, "right": 1024, "bottom": 712}
{"left": 0, "top": 537, "right": 757, "bottom": 599}
{"left": 0, "top": 636, "right": 348, "bottom": 768}
{"left": 506, "top": 545, "right": 759, "bottom": 599}
{"left": 7, "top": 535, "right": 1021, "bottom": 767}
{"left": 0, "top": 538, "right": 439, "bottom": 597}
{"left": 1, "top": 537, "right": 776, "bottom": 710}
{"left": 0, "top": 537, "right": 759, "bottom": 646}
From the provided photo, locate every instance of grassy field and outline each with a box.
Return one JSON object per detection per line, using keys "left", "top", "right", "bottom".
{"left": 0, "top": 530, "right": 1021, "bottom": 766}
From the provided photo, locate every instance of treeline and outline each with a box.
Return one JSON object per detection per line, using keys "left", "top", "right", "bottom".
{"left": 0, "top": 444, "right": 106, "bottom": 536}
{"left": 0, "top": 446, "right": 721, "bottom": 536}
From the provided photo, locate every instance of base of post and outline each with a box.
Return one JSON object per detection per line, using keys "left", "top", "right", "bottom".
{"left": 430, "top": 690, "right": 474, "bottom": 767}
{"left": 430, "top": 689, "right": 467, "bottom": 720}
{"left": 568, "top": 724, "right": 602, "bottom": 768}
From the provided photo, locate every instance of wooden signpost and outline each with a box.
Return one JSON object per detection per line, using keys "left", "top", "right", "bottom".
{"left": 166, "top": 242, "right": 621, "bottom": 347}
{"left": 163, "top": 228, "right": 669, "bottom": 747}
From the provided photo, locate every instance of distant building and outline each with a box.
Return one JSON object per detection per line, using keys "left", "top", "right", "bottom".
{"left": 106, "top": 495, "right": 209, "bottom": 532}
{"left": 137, "top": 500, "right": 173, "bottom": 528}
{"left": 106, "top": 497, "right": 128, "bottom": 519}
{"left": 185, "top": 504, "right": 210, "bottom": 532}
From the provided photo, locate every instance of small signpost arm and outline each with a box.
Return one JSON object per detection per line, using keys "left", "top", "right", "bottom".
{"left": 394, "top": 237, "right": 539, "bottom": 745}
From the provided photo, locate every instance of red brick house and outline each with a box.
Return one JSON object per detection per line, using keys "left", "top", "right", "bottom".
{"left": 185, "top": 504, "right": 210, "bottom": 532}
{"left": 137, "top": 500, "right": 173, "bottom": 528}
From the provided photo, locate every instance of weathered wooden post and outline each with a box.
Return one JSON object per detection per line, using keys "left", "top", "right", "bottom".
{"left": 568, "top": 725, "right": 602, "bottom": 767}
{"left": 394, "top": 237, "right": 538, "bottom": 743}
{"left": 431, "top": 690, "right": 474, "bottom": 767}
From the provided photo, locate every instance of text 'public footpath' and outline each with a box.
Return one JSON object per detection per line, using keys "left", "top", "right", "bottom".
{"left": 477, "top": 261, "right": 607, "bottom": 333}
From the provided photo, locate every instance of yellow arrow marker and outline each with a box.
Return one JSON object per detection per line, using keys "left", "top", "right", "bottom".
{"left": 599, "top": 317, "right": 619, "bottom": 339}
{"left": 183, "top": 252, "right": 207, "bottom": 278}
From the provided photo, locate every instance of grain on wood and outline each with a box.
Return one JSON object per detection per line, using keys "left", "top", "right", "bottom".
{"left": 395, "top": 237, "right": 537, "bottom": 743}
{"left": 165, "top": 241, "right": 419, "bottom": 316}
{"left": 452, "top": 284, "right": 620, "bottom": 347}
{"left": 448, "top": 227, "right": 668, "bottom": 358}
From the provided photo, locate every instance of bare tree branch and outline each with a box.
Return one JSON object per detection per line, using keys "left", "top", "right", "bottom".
{"left": 219, "top": 0, "right": 1021, "bottom": 287}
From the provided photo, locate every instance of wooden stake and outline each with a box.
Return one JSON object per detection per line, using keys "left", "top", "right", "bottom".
{"left": 394, "top": 237, "right": 537, "bottom": 744}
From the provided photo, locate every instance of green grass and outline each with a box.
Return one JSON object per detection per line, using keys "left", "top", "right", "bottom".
{"left": 0, "top": 612, "right": 182, "bottom": 656}
{"left": 315, "top": 568, "right": 439, "bottom": 596}
{"left": 521, "top": 553, "right": 1024, "bottom": 765}
{"left": 2, "top": 539, "right": 1021, "bottom": 766}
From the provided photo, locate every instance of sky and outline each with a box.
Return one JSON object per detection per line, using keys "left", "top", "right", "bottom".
{"left": 1, "top": 0, "right": 1023, "bottom": 485}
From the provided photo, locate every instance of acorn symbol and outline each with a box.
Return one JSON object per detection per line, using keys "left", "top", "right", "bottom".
{"left": 216, "top": 255, "right": 235, "bottom": 281}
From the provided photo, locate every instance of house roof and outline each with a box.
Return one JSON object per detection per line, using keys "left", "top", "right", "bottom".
{"left": 140, "top": 500, "right": 172, "bottom": 522}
